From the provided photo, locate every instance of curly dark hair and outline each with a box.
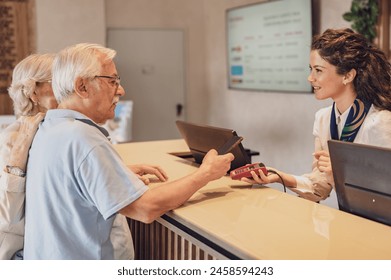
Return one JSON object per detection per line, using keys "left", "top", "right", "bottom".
{"left": 311, "top": 28, "right": 391, "bottom": 110}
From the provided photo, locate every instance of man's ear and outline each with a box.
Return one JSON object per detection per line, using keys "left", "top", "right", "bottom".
{"left": 74, "top": 77, "right": 89, "bottom": 98}
{"left": 343, "top": 69, "right": 357, "bottom": 85}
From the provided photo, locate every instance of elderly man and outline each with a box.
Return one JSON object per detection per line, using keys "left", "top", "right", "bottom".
{"left": 24, "top": 43, "right": 233, "bottom": 259}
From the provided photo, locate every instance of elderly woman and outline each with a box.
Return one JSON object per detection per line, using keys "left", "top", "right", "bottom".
{"left": 0, "top": 53, "right": 57, "bottom": 259}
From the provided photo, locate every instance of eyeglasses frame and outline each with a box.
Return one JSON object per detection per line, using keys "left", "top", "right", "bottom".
{"left": 94, "top": 75, "right": 121, "bottom": 87}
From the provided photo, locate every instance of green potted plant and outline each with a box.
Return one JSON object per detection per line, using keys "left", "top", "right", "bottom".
{"left": 342, "top": 0, "right": 379, "bottom": 42}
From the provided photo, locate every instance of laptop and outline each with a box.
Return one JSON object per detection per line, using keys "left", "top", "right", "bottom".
{"left": 175, "top": 120, "right": 252, "bottom": 172}
{"left": 328, "top": 140, "right": 391, "bottom": 226}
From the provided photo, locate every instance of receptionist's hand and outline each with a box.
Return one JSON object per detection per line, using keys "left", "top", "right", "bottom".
{"left": 240, "top": 166, "right": 281, "bottom": 185}
{"left": 313, "top": 150, "right": 334, "bottom": 184}
{"left": 313, "top": 150, "right": 331, "bottom": 173}
{"left": 128, "top": 164, "right": 169, "bottom": 185}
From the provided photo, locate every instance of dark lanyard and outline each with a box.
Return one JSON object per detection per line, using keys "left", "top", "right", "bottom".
{"left": 76, "top": 118, "right": 110, "bottom": 140}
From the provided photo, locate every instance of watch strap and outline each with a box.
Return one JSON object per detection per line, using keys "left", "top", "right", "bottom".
{"left": 5, "top": 165, "right": 26, "bottom": 177}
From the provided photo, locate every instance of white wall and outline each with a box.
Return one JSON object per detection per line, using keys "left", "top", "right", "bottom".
{"left": 319, "top": 0, "right": 352, "bottom": 31}
{"left": 105, "top": 0, "right": 209, "bottom": 124}
{"left": 35, "top": 0, "right": 106, "bottom": 53}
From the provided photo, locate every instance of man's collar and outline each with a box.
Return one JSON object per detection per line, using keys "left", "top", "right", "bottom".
{"left": 45, "top": 109, "right": 110, "bottom": 139}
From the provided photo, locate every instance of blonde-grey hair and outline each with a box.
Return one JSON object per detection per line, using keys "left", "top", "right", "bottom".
{"left": 8, "top": 53, "right": 55, "bottom": 117}
{"left": 52, "top": 43, "right": 116, "bottom": 103}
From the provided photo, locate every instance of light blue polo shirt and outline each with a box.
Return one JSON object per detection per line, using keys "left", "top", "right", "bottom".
{"left": 24, "top": 109, "right": 148, "bottom": 259}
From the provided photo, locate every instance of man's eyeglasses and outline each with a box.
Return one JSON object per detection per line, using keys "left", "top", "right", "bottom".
{"left": 94, "top": 75, "right": 121, "bottom": 87}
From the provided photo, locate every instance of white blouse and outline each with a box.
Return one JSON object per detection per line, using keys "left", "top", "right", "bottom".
{"left": 291, "top": 104, "right": 391, "bottom": 202}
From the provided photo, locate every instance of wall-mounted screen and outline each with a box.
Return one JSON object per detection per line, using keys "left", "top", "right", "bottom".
{"left": 227, "top": 0, "right": 313, "bottom": 93}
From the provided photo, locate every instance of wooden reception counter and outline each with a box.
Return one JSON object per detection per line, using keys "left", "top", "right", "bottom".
{"left": 114, "top": 139, "right": 391, "bottom": 260}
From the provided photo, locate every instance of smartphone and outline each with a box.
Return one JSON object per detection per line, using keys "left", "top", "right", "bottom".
{"left": 230, "top": 162, "right": 268, "bottom": 180}
{"left": 217, "top": 135, "right": 243, "bottom": 155}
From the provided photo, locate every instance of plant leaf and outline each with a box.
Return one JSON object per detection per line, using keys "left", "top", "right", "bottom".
{"left": 343, "top": 12, "right": 354, "bottom": 22}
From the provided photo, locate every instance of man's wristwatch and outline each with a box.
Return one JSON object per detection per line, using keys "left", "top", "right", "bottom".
{"left": 5, "top": 165, "right": 26, "bottom": 177}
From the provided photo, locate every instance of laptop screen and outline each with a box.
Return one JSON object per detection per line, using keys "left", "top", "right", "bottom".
{"left": 328, "top": 140, "right": 391, "bottom": 226}
{"left": 176, "top": 120, "right": 251, "bottom": 172}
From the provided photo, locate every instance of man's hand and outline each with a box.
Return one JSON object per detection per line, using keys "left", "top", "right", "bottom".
{"left": 197, "top": 149, "right": 234, "bottom": 182}
{"left": 128, "top": 164, "right": 168, "bottom": 185}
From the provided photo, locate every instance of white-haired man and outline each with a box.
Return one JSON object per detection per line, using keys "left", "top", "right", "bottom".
{"left": 24, "top": 43, "right": 233, "bottom": 259}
